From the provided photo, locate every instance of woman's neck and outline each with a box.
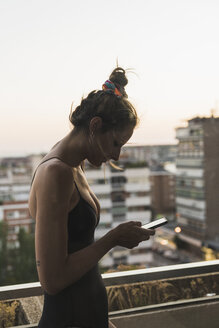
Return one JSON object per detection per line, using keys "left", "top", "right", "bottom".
{"left": 48, "top": 129, "right": 88, "bottom": 167}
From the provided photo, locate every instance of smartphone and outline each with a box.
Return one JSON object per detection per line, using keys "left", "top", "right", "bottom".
{"left": 142, "top": 217, "right": 168, "bottom": 229}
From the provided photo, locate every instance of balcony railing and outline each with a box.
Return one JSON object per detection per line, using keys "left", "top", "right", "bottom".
{"left": 1, "top": 260, "right": 219, "bottom": 328}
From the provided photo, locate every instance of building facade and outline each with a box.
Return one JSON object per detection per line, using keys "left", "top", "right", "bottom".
{"left": 150, "top": 169, "right": 176, "bottom": 218}
{"left": 175, "top": 116, "right": 219, "bottom": 251}
{"left": 0, "top": 201, "right": 34, "bottom": 248}
{"left": 85, "top": 163, "right": 153, "bottom": 268}
{"left": 121, "top": 144, "right": 177, "bottom": 167}
{"left": 0, "top": 154, "right": 43, "bottom": 202}
{"left": 0, "top": 154, "right": 153, "bottom": 268}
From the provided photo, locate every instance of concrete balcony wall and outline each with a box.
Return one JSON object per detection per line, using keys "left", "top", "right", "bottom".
{"left": 125, "top": 196, "right": 150, "bottom": 207}
{"left": 177, "top": 206, "right": 205, "bottom": 220}
{"left": 176, "top": 127, "right": 190, "bottom": 138}
{"left": 6, "top": 218, "right": 33, "bottom": 226}
{"left": 1, "top": 203, "right": 29, "bottom": 210}
{"left": 12, "top": 176, "right": 31, "bottom": 184}
{"left": 127, "top": 210, "right": 151, "bottom": 222}
{"left": 111, "top": 171, "right": 126, "bottom": 178}
{"left": 91, "top": 184, "right": 111, "bottom": 194}
{"left": 12, "top": 185, "right": 30, "bottom": 192}
{"left": 176, "top": 167, "right": 204, "bottom": 178}
{"left": 125, "top": 168, "right": 150, "bottom": 178}
{"left": 176, "top": 197, "right": 206, "bottom": 209}
{"left": 176, "top": 178, "right": 204, "bottom": 189}
{"left": 100, "top": 213, "right": 113, "bottom": 224}
{"left": 0, "top": 177, "right": 11, "bottom": 184}
{"left": 0, "top": 185, "right": 30, "bottom": 200}
{"left": 176, "top": 157, "right": 204, "bottom": 167}
{"left": 99, "top": 198, "right": 112, "bottom": 209}
{"left": 0, "top": 185, "right": 10, "bottom": 192}
{"left": 85, "top": 168, "right": 110, "bottom": 179}
{"left": 125, "top": 183, "right": 150, "bottom": 192}
{"left": 12, "top": 193, "right": 30, "bottom": 201}
{"left": 95, "top": 228, "right": 110, "bottom": 239}
{"left": 111, "top": 222, "right": 123, "bottom": 228}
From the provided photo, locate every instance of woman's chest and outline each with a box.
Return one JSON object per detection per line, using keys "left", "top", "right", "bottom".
{"left": 71, "top": 168, "right": 100, "bottom": 220}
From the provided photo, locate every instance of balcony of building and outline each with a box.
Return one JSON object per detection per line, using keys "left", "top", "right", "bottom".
{"left": 1, "top": 260, "right": 219, "bottom": 328}
{"left": 176, "top": 167, "right": 204, "bottom": 178}
{"left": 176, "top": 157, "right": 204, "bottom": 168}
{"left": 127, "top": 210, "right": 151, "bottom": 222}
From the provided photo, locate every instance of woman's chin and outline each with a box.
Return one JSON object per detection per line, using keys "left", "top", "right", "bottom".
{"left": 88, "top": 159, "right": 103, "bottom": 168}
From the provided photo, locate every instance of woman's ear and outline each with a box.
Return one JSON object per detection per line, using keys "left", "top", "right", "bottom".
{"left": 89, "top": 116, "right": 103, "bottom": 135}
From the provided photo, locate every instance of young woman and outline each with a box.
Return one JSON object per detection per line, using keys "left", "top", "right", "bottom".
{"left": 29, "top": 67, "right": 155, "bottom": 328}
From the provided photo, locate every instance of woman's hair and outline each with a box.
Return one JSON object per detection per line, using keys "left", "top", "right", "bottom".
{"left": 69, "top": 67, "right": 139, "bottom": 133}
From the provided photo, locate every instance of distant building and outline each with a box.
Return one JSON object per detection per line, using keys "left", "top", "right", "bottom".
{"left": 150, "top": 167, "right": 176, "bottom": 218}
{"left": 175, "top": 116, "right": 219, "bottom": 252}
{"left": 0, "top": 154, "right": 43, "bottom": 202}
{"left": 121, "top": 144, "right": 177, "bottom": 167}
{"left": 0, "top": 153, "right": 154, "bottom": 267}
{"left": 0, "top": 201, "right": 34, "bottom": 248}
{"left": 0, "top": 154, "right": 43, "bottom": 247}
{"left": 85, "top": 163, "right": 153, "bottom": 268}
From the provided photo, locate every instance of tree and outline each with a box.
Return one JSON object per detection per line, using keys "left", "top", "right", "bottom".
{"left": 12, "top": 228, "right": 38, "bottom": 284}
{"left": 0, "top": 221, "right": 8, "bottom": 285}
{"left": 0, "top": 223, "right": 38, "bottom": 286}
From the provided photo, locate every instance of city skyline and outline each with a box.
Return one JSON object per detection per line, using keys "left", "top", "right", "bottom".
{"left": 1, "top": 0, "right": 219, "bottom": 156}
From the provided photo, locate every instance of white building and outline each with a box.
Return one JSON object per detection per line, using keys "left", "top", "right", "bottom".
{"left": 175, "top": 116, "right": 219, "bottom": 251}
{"left": 0, "top": 201, "right": 34, "bottom": 248}
{"left": 0, "top": 154, "right": 153, "bottom": 267}
{"left": 0, "top": 154, "right": 43, "bottom": 202}
{"left": 85, "top": 164, "right": 153, "bottom": 268}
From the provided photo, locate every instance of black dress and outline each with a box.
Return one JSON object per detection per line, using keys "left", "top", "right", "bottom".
{"left": 33, "top": 159, "right": 109, "bottom": 328}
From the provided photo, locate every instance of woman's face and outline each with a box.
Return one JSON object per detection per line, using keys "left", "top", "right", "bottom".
{"left": 88, "top": 124, "right": 134, "bottom": 167}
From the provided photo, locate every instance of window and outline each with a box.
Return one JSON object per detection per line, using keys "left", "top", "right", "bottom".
{"left": 6, "top": 211, "right": 16, "bottom": 219}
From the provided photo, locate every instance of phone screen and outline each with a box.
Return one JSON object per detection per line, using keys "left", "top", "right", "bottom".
{"left": 142, "top": 217, "right": 168, "bottom": 229}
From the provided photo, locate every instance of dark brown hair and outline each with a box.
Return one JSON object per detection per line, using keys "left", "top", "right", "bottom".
{"left": 69, "top": 67, "right": 139, "bottom": 133}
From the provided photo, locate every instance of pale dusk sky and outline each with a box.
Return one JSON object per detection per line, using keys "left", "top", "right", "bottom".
{"left": 0, "top": 0, "right": 219, "bottom": 156}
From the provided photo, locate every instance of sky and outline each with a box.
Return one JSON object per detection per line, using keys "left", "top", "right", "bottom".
{"left": 0, "top": 0, "right": 219, "bottom": 156}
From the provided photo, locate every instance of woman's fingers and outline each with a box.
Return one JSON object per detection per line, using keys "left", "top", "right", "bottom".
{"left": 112, "top": 221, "right": 156, "bottom": 248}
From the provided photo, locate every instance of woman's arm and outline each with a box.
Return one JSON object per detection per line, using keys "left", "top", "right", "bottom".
{"left": 34, "top": 163, "right": 154, "bottom": 295}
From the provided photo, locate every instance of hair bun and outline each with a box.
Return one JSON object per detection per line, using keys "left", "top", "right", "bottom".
{"left": 109, "top": 67, "right": 128, "bottom": 97}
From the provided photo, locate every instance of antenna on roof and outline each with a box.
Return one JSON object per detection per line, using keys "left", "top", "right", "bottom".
{"left": 215, "top": 99, "right": 218, "bottom": 116}
{"left": 211, "top": 100, "right": 219, "bottom": 118}
{"left": 210, "top": 108, "right": 216, "bottom": 118}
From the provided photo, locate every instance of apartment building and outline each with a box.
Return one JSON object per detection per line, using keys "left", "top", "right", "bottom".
{"left": 0, "top": 201, "right": 34, "bottom": 248}
{"left": 0, "top": 154, "right": 153, "bottom": 267}
{"left": 175, "top": 116, "right": 219, "bottom": 252}
{"left": 0, "top": 154, "right": 43, "bottom": 202}
{"left": 85, "top": 163, "right": 153, "bottom": 268}
{"left": 121, "top": 144, "right": 177, "bottom": 167}
{"left": 150, "top": 167, "right": 176, "bottom": 218}
{"left": 0, "top": 154, "right": 43, "bottom": 247}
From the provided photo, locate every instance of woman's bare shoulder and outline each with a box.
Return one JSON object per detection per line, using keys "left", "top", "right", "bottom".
{"left": 37, "top": 159, "right": 73, "bottom": 182}
{"left": 29, "top": 159, "right": 74, "bottom": 217}
{"left": 34, "top": 159, "right": 74, "bottom": 199}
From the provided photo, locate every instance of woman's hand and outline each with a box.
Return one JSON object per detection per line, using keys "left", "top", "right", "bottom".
{"left": 109, "top": 221, "right": 155, "bottom": 249}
